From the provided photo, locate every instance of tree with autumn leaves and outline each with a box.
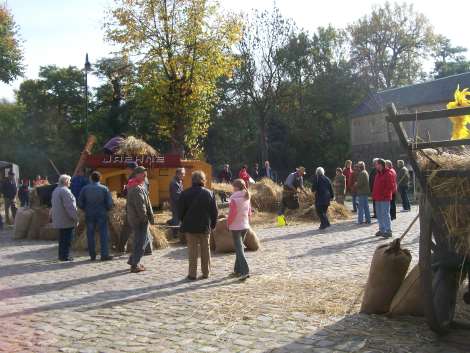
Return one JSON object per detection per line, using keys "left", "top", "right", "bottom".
{"left": 105, "top": 0, "right": 242, "bottom": 157}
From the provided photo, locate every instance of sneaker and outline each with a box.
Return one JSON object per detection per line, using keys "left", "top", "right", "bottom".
{"left": 382, "top": 232, "right": 392, "bottom": 238}
{"left": 101, "top": 256, "right": 114, "bottom": 261}
{"left": 375, "top": 231, "right": 383, "bottom": 237}
{"left": 60, "top": 257, "right": 74, "bottom": 262}
{"left": 90, "top": 257, "right": 96, "bottom": 261}
{"left": 239, "top": 274, "right": 250, "bottom": 281}
{"left": 186, "top": 275, "right": 197, "bottom": 281}
{"left": 130, "top": 264, "right": 146, "bottom": 273}
{"left": 229, "top": 272, "right": 241, "bottom": 278}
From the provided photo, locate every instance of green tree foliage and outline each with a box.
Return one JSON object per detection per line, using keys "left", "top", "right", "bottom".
{"left": 348, "top": 2, "right": 435, "bottom": 90}
{"left": 105, "top": 0, "right": 242, "bottom": 156}
{"left": 15, "top": 66, "right": 85, "bottom": 177}
{"left": 432, "top": 35, "right": 470, "bottom": 79}
{"left": 0, "top": 5, "right": 23, "bottom": 83}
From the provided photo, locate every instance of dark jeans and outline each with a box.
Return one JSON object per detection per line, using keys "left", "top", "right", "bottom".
{"left": 58, "top": 227, "right": 74, "bottom": 260}
{"left": 232, "top": 230, "right": 249, "bottom": 276}
{"left": 390, "top": 193, "right": 396, "bottom": 220}
{"left": 399, "top": 185, "right": 410, "bottom": 210}
{"left": 86, "top": 213, "right": 109, "bottom": 259}
{"left": 316, "top": 204, "right": 330, "bottom": 228}
{"left": 129, "top": 223, "right": 150, "bottom": 267}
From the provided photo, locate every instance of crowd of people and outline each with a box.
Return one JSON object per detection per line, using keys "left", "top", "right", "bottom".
{"left": 333, "top": 158, "right": 411, "bottom": 238}
{"left": 1, "top": 154, "right": 411, "bottom": 280}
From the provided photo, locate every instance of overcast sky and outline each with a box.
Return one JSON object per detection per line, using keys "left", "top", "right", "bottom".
{"left": 1, "top": 0, "right": 468, "bottom": 101}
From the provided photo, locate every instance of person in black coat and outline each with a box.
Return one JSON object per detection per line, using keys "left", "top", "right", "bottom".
{"left": 178, "top": 170, "right": 218, "bottom": 280}
{"left": 311, "top": 167, "right": 334, "bottom": 230}
{"left": 369, "top": 159, "right": 378, "bottom": 218}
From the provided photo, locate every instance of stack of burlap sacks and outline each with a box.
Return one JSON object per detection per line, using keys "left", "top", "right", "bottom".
{"left": 14, "top": 207, "right": 58, "bottom": 241}
{"left": 361, "top": 239, "right": 423, "bottom": 317}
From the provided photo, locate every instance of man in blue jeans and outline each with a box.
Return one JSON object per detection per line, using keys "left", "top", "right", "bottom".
{"left": 78, "top": 171, "right": 114, "bottom": 261}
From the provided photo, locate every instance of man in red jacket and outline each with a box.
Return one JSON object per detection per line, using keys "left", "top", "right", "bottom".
{"left": 372, "top": 159, "right": 395, "bottom": 238}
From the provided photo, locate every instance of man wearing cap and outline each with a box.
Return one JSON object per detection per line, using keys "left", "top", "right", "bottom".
{"left": 279, "top": 167, "right": 307, "bottom": 218}
{"left": 2, "top": 171, "right": 18, "bottom": 224}
{"left": 126, "top": 166, "right": 155, "bottom": 273}
{"left": 118, "top": 161, "right": 152, "bottom": 253}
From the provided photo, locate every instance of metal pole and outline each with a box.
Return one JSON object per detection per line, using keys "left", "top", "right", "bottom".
{"left": 85, "top": 70, "right": 88, "bottom": 137}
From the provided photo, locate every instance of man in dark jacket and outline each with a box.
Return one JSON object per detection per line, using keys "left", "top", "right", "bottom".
{"left": 169, "top": 168, "right": 185, "bottom": 226}
{"left": 369, "top": 158, "right": 378, "bottom": 218}
{"left": 311, "top": 167, "right": 334, "bottom": 230}
{"left": 178, "top": 170, "right": 218, "bottom": 280}
{"left": 396, "top": 160, "right": 411, "bottom": 212}
{"left": 2, "top": 171, "right": 18, "bottom": 224}
{"left": 78, "top": 171, "right": 114, "bottom": 261}
{"left": 218, "top": 164, "right": 232, "bottom": 183}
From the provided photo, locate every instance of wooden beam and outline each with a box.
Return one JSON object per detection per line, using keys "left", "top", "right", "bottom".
{"left": 408, "top": 139, "right": 470, "bottom": 150}
{"left": 386, "top": 105, "right": 470, "bottom": 122}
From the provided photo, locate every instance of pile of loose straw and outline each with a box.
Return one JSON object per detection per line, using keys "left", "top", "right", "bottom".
{"left": 417, "top": 147, "right": 470, "bottom": 255}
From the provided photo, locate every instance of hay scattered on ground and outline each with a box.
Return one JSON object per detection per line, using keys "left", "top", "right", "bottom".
{"left": 251, "top": 178, "right": 283, "bottom": 212}
{"left": 116, "top": 136, "right": 158, "bottom": 156}
{"left": 197, "top": 274, "right": 364, "bottom": 327}
{"left": 417, "top": 146, "right": 470, "bottom": 255}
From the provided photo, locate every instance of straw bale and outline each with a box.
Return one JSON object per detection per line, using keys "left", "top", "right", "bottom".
{"left": 251, "top": 178, "right": 282, "bottom": 212}
{"left": 149, "top": 225, "right": 169, "bottom": 250}
{"left": 116, "top": 136, "right": 158, "bottom": 156}
{"left": 244, "top": 229, "right": 260, "bottom": 251}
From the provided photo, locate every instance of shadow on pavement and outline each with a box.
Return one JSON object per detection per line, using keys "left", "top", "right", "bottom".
{"left": 0, "top": 258, "right": 91, "bottom": 279}
{"left": 0, "top": 269, "right": 128, "bottom": 300}
{"left": 262, "top": 221, "right": 377, "bottom": 243}
{"left": 262, "top": 313, "right": 469, "bottom": 353}
{"left": 0, "top": 276, "right": 231, "bottom": 319}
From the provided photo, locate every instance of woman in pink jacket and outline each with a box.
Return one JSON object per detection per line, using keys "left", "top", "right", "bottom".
{"left": 227, "top": 179, "right": 251, "bottom": 280}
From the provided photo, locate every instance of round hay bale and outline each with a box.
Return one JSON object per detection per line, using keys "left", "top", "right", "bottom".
{"left": 39, "top": 224, "right": 59, "bottom": 241}
{"left": 27, "top": 208, "right": 51, "bottom": 240}
{"left": 14, "top": 207, "right": 34, "bottom": 239}
{"left": 213, "top": 219, "right": 235, "bottom": 253}
{"left": 149, "top": 225, "right": 169, "bottom": 250}
{"left": 244, "top": 228, "right": 260, "bottom": 251}
{"left": 388, "top": 265, "right": 424, "bottom": 317}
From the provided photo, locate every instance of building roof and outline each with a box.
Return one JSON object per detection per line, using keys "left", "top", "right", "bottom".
{"left": 351, "top": 72, "right": 470, "bottom": 118}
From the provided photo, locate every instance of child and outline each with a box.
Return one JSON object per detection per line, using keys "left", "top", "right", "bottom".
{"left": 227, "top": 179, "right": 251, "bottom": 280}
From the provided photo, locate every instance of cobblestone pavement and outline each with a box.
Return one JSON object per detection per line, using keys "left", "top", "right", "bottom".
{"left": 0, "top": 207, "right": 469, "bottom": 353}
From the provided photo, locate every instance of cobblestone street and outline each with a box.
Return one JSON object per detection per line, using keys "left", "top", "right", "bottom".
{"left": 1, "top": 208, "right": 469, "bottom": 353}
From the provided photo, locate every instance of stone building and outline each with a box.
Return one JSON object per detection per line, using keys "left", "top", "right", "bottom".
{"left": 350, "top": 72, "right": 470, "bottom": 164}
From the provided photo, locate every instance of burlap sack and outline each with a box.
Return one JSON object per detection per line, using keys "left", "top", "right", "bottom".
{"left": 244, "top": 228, "right": 260, "bottom": 251}
{"left": 39, "top": 224, "right": 59, "bottom": 241}
{"left": 27, "top": 208, "right": 51, "bottom": 240}
{"left": 14, "top": 208, "right": 34, "bottom": 239}
{"left": 213, "top": 219, "right": 235, "bottom": 253}
{"left": 388, "top": 264, "right": 424, "bottom": 316}
{"left": 360, "top": 239, "right": 412, "bottom": 314}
